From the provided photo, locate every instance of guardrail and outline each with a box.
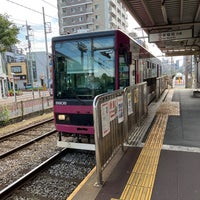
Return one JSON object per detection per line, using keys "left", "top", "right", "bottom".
{"left": 93, "top": 89, "right": 127, "bottom": 186}
{"left": 93, "top": 76, "right": 167, "bottom": 186}
{"left": 0, "top": 96, "right": 53, "bottom": 124}
{"left": 93, "top": 82, "right": 148, "bottom": 186}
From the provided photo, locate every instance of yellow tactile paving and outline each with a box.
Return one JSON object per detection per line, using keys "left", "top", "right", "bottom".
{"left": 116, "top": 114, "right": 168, "bottom": 200}
{"left": 111, "top": 90, "right": 180, "bottom": 200}
{"left": 112, "top": 114, "right": 168, "bottom": 200}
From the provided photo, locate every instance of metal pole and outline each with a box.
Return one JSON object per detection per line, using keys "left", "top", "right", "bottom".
{"left": 11, "top": 73, "right": 16, "bottom": 102}
{"left": 93, "top": 96, "right": 103, "bottom": 187}
{"left": 194, "top": 56, "right": 197, "bottom": 89}
{"left": 42, "top": 7, "right": 50, "bottom": 89}
{"left": 185, "top": 58, "right": 189, "bottom": 88}
{"left": 26, "top": 21, "right": 34, "bottom": 99}
{"left": 197, "top": 61, "right": 199, "bottom": 89}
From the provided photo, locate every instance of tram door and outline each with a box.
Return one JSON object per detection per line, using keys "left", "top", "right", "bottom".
{"left": 130, "top": 60, "right": 136, "bottom": 85}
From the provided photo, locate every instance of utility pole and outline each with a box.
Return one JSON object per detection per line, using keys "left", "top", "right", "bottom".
{"left": 11, "top": 73, "right": 17, "bottom": 102}
{"left": 42, "top": 7, "right": 51, "bottom": 89}
{"left": 26, "top": 21, "right": 34, "bottom": 98}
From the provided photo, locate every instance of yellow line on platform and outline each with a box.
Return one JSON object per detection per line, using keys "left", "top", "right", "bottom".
{"left": 67, "top": 167, "right": 96, "bottom": 200}
{"left": 117, "top": 114, "right": 168, "bottom": 200}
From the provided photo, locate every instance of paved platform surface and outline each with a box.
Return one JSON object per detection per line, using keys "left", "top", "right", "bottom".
{"left": 96, "top": 147, "right": 142, "bottom": 200}
{"left": 68, "top": 88, "right": 200, "bottom": 200}
{"left": 152, "top": 89, "right": 200, "bottom": 200}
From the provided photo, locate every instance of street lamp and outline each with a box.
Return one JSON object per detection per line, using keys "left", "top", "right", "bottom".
{"left": 11, "top": 72, "right": 17, "bottom": 102}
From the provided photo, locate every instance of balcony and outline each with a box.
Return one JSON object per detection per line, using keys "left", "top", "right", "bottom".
{"left": 60, "top": 0, "right": 93, "bottom": 7}
{"left": 109, "top": 16, "right": 117, "bottom": 25}
{"left": 109, "top": 6, "right": 116, "bottom": 15}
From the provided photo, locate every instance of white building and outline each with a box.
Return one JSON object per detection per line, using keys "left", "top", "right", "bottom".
{"left": 0, "top": 53, "right": 7, "bottom": 99}
{"left": 57, "top": 0, "right": 128, "bottom": 35}
{"left": 27, "top": 51, "right": 52, "bottom": 88}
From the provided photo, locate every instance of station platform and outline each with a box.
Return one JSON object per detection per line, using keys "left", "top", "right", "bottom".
{"left": 67, "top": 88, "right": 200, "bottom": 200}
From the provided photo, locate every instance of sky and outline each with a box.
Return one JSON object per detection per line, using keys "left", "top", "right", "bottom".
{"left": 127, "top": 13, "right": 163, "bottom": 57}
{"left": 0, "top": 0, "right": 59, "bottom": 53}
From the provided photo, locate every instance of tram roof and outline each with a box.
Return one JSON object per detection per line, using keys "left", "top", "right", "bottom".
{"left": 122, "top": 0, "right": 200, "bottom": 57}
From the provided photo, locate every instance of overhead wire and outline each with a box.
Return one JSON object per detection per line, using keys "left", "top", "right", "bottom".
{"left": 41, "top": 0, "right": 57, "bottom": 9}
{"left": 6, "top": 0, "right": 58, "bottom": 21}
{"left": 3, "top": 0, "right": 59, "bottom": 52}
{"left": 5, "top": 0, "right": 59, "bottom": 34}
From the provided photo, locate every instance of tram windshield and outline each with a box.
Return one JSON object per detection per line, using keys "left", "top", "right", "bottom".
{"left": 54, "top": 35, "right": 115, "bottom": 100}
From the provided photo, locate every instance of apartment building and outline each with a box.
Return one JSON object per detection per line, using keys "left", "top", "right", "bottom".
{"left": 57, "top": 0, "right": 128, "bottom": 35}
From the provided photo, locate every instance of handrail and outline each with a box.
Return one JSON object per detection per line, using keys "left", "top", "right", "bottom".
{"left": 93, "top": 82, "right": 148, "bottom": 186}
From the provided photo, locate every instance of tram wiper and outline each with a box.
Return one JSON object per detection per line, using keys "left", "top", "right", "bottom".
{"left": 71, "top": 89, "right": 86, "bottom": 105}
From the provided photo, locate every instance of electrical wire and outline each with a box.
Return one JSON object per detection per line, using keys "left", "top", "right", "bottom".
{"left": 6, "top": 0, "right": 58, "bottom": 20}
{"left": 2, "top": 0, "right": 59, "bottom": 52}
{"left": 41, "top": 0, "right": 57, "bottom": 9}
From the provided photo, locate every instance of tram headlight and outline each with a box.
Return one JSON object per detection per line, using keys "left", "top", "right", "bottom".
{"left": 58, "top": 114, "right": 65, "bottom": 120}
{"left": 58, "top": 114, "right": 70, "bottom": 122}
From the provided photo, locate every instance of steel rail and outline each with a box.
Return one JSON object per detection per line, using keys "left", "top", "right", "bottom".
{"left": 0, "top": 129, "right": 57, "bottom": 159}
{"left": 0, "top": 118, "right": 54, "bottom": 141}
{"left": 0, "top": 148, "right": 68, "bottom": 200}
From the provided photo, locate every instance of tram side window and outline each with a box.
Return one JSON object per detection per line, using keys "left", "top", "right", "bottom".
{"left": 54, "top": 57, "right": 68, "bottom": 98}
{"left": 144, "top": 61, "right": 148, "bottom": 79}
{"left": 146, "top": 61, "right": 152, "bottom": 78}
{"left": 152, "top": 63, "right": 157, "bottom": 77}
{"left": 119, "top": 55, "right": 129, "bottom": 89}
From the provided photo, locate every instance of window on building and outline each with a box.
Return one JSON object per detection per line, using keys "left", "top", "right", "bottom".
{"left": 79, "top": 17, "right": 83, "bottom": 22}
{"left": 94, "top": 4, "right": 99, "bottom": 9}
{"left": 62, "top": 8, "right": 66, "bottom": 14}
{"left": 78, "top": 6, "right": 83, "bottom": 12}
{"left": 71, "top": 7, "right": 75, "bottom": 13}
{"left": 11, "top": 66, "right": 22, "bottom": 73}
{"left": 117, "top": 8, "right": 121, "bottom": 14}
{"left": 31, "top": 61, "right": 37, "bottom": 81}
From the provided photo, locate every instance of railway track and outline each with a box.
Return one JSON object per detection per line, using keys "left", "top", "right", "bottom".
{"left": 0, "top": 119, "right": 62, "bottom": 192}
{"left": 1, "top": 149, "right": 95, "bottom": 200}
{"left": 0, "top": 118, "right": 96, "bottom": 200}
{"left": 0, "top": 119, "right": 55, "bottom": 158}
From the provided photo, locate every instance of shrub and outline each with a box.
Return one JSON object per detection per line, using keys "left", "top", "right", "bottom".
{"left": 0, "top": 106, "right": 10, "bottom": 126}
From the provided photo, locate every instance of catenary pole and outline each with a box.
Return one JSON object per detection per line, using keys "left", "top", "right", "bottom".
{"left": 42, "top": 7, "right": 50, "bottom": 89}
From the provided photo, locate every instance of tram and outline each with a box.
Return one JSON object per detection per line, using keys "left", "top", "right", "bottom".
{"left": 174, "top": 73, "right": 184, "bottom": 85}
{"left": 52, "top": 30, "right": 162, "bottom": 144}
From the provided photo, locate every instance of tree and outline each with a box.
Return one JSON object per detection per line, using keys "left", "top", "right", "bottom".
{"left": 0, "top": 14, "right": 19, "bottom": 52}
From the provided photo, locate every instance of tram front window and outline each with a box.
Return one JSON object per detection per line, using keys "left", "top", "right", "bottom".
{"left": 54, "top": 36, "right": 115, "bottom": 99}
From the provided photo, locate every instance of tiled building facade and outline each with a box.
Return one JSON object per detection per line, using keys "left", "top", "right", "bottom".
{"left": 57, "top": 0, "right": 128, "bottom": 35}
